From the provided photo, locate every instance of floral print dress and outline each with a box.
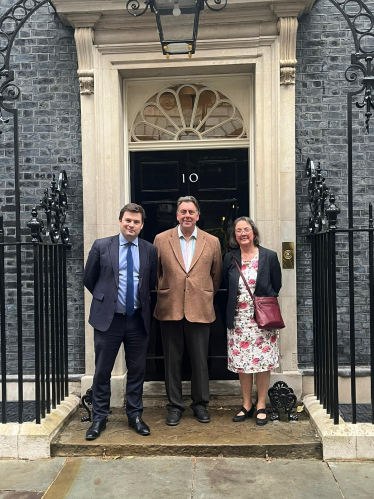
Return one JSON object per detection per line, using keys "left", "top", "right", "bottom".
{"left": 227, "top": 254, "right": 279, "bottom": 373}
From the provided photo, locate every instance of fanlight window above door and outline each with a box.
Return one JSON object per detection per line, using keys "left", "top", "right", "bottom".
{"left": 131, "top": 84, "right": 247, "bottom": 142}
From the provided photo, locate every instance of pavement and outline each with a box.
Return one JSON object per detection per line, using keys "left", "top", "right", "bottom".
{"left": 0, "top": 457, "right": 373, "bottom": 499}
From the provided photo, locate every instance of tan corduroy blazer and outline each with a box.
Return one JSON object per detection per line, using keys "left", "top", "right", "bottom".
{"left": 153, "top": 226, "right": 223, "bottom": 323}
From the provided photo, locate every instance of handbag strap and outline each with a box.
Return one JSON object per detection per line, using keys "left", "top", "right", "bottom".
{"left": 232, "top": 254, "right": 255, "bottom": 302}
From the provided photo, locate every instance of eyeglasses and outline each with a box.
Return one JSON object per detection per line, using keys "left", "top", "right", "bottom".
{"left": 235, "top": 227, "right": 253, "bottom": 234}
{"left": 179, "top": 210, "right": 196, "bottom": 215}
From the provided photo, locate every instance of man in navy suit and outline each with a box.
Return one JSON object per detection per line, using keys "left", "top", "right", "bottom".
{"left": 83, "top": 203, "right": 157, "bottom": 440}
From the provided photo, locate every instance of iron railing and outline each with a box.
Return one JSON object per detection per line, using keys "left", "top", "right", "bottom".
{"left": 0, "top": 234, "right": 70, "bottom": 424}
{"left": 304, "top": 0, "right": 374, "bottom": 425}
{"left": 0, "top": 172, "right": 70, "bottom": 425}
{"left": 307, "top": 159, "right": 374, "bottom": 424}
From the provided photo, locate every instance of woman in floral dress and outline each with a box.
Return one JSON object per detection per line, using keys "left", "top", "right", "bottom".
{"left": 223, "top": 217, "right": 282, "bottom": 426}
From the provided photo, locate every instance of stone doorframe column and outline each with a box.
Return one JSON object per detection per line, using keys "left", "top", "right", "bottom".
{"left": 77, "top": 40, "right": 302, "bottom": 402}
{"left": 275, "top": 15, "right": 300, "bottom": 381}
{"left": 75, "top": 24, "right": 127, "bottom": 406}
{"left": 53, "top": 0, "right": 314, "bottom": 405}
{"left": 59, "top": 4, "right": 312, "bottom": 405}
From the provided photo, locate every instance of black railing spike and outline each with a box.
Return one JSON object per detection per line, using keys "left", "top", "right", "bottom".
{"left": 27, "top": 207, "right": 44, "bottom": 243}
{"left": 326, "top": 193, "right": 341, "bottom": 230}
{"left": 306, "top": 158, "right": 337, "bottom": 233}
{"left": 38, "top": 171, "right": 69, "bottom": 244}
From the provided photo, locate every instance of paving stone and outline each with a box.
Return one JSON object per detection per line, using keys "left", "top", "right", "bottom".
{"left": 328, "top": 462, "right": 374, "bottom": 499}
{"left": 43, "top": 457, "right": 193, "bottom": 499}
{"left": 193, "top": 459, "right": 343, "bottom": 499}
{"left": 0, "top": 493, "right": 43, "bottom": 499}
{"left": 0, "top": 458, "right": 65, "bottom": 492}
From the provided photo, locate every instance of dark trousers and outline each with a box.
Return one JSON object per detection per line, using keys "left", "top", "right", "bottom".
{"left": 92, "top": 310, "right": 148, "bottom": 421}
{"left": 161, "top": 318, "right": 210, "bottom": 413}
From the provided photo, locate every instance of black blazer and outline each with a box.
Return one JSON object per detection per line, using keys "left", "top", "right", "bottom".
{"left": 83, "top": 235, "right": 158, "bottom": 334}
{"left": 223, "top": 245, "right": 282, "bottom": 329}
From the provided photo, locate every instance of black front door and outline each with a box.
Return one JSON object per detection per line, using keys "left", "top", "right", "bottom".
{"left": 131, "top": 148, "right": 249, "bottom": 380}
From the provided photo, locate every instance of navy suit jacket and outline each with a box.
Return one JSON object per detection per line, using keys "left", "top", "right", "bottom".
{"left": 83, "top": 235, "right": 158, "bottom": 334}
{"left": 223, "top": 245, "right": 282, "bottom": 329}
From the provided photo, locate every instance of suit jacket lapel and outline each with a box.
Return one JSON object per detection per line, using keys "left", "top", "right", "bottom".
{"left": 233, "top": 248, "right": 241, "bottom": 266}
{"left": 138, "top": 238, "right": 147, "bottom": 284}
{"left": 256, "top": 245, "right": 265, "bottom": 289}
{"left": 109, "top": 235, "right": 120, "bottom": 288}
{"left": 189, "top": 229, "right": 206, "bottom": 272}
{"left": 233, "top": 248, "right": 241, "bottom": 288}
{"left": 169, "top": 226, "right": 186, "bottom": 272}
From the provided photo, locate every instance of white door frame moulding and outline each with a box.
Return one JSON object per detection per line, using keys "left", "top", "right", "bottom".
{"left": 127, "top": 139, "right": 251, "bottom": 152}
{"left": 124, "top": 73, "right": 254, "bottom": 226}
{"left": 125, "top": 74, "right": 252, "bottom": 152}
{"left": 77, "top": 32, "right": 299, "bottom": 402}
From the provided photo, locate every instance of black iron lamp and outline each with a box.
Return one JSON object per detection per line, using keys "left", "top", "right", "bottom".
{"left": 126, "top": 0, "right": 227, "bottom": 58}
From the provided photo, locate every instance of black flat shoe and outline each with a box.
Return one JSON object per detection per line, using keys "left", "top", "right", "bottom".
{"left": 256, "top": 408, "right": 268, "bottom": 426}
{"left": 194, "top": 407, "right": 211, "bottom": 423}
{"left": 232, "top": 405, "right": 256, "bottom": 423}
{"left": 128, "top": 416, "right": 150, "bottom": 436}
{"left": 86, "top": 420, "right": 106, "bottom": 441}
{"left": 166, "top": 410, "right": 182, "bottom": 426}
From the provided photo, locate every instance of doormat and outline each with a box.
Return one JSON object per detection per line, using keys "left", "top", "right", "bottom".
{"left": 5, "top": 401, "right": 36, "bottom": 423}
{"left": 339, "top": 404, "right": 372, "bottom": 423}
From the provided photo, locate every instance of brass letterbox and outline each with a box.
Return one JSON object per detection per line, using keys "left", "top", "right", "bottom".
{"left": 282, "top": 242, "right": 294, "bottom": 269}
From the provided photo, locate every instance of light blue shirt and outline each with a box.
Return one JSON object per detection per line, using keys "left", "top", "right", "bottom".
{"left": 178, "top": 225, "right": 197, "bottom": 272}
{"left": 116, "top": 233, "right": 141, "bottom": 313}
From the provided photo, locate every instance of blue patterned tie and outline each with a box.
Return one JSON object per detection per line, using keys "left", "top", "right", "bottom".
{"left": 126, "top": 243, "right": 134, "bottom": 316}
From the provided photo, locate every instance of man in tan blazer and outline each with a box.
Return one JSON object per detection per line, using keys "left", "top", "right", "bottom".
{"left": 154, "top": 196, "right": 222, "bottom": 426}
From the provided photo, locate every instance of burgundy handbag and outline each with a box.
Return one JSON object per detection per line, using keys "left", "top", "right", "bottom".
{"left": 232, "top": 256, "right": 285, "bottom": 330}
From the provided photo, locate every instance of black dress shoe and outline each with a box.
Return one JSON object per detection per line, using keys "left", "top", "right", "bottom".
{"left": 128, "top": 416, "right": 150, "bottom": 436}
{"left": 256, "top": 408, "right": 268, "bottom": 426}
{"left": 232, "top": 405, "right": 256, "bottom": 423}
{"left": 166, "top": 410, "right": 182, "bottom": 426}
{"left": 194, "top": 407, "right": 211, "bottom": 423}
{"left": 86, "top": 421, "right": 106, "bottom": 441}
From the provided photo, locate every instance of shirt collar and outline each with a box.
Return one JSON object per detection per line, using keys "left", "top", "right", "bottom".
{"left": 119, "top": 233, "right": 138, "bottom": 247}
{"left": 178, "top": 225, "right": 198, "bottom": 240}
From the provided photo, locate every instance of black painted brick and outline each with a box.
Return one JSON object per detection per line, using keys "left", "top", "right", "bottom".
{"left": 0, "top": 0, "right": 84, "bottom": 375}
{"left": 296, "top": 0, "right": 374, "bottom": 369}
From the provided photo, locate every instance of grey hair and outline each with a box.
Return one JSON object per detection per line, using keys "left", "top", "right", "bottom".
{"left": 176, "top": 196, "right": 200, "bottom": 213}
{"left": 228, "top": 217, "right": 260, "bottom": 248}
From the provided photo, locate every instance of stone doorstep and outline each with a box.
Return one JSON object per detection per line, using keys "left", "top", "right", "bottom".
{"left": 52, "top": 405, "right": 322, "bottom": 460}
{"left": 143, "top": 374, "right": 303, "bottom": 400}
{"left": 303, "top": 394, "right": 374, "bottom": 461}
{"left": 0, "top": 395, "right": 80, "bottom": 460}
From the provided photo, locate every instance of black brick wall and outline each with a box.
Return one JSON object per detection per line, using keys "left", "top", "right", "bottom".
{"left": 296, "top": 0, "right": 374, "bottom": 368}
{"left": 0, "top": 0, "right": 84, "bottom": 375}
{"left": 2, "top": 0, "right": 373, "bottom": 377}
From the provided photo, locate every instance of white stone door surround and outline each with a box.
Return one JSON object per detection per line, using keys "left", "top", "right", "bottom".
{"left": 53, "top": 0, "right": 315, "bottom": 403}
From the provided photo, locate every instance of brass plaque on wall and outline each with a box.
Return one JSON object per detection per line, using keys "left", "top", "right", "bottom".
{"left": 282, "top": 242, "right": 294, "bottom": 269}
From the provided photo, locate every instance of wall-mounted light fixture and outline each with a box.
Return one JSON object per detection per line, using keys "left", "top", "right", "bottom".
{"left": 126, "top": 0, "right": 227, "bottom": 58}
